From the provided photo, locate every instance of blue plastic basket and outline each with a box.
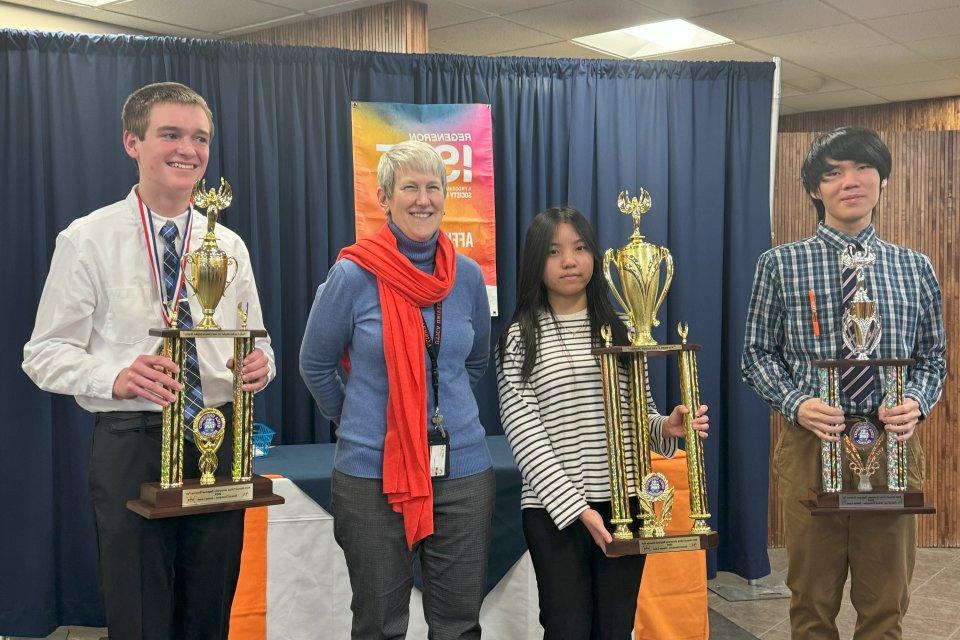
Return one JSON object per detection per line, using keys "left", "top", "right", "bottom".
{"left": 252, "top": 423, "right": 275, "bottom": 458}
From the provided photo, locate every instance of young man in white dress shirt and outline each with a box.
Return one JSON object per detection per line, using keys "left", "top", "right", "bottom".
{"left": 22, "top": 82, "right": 274, "bottom": 639}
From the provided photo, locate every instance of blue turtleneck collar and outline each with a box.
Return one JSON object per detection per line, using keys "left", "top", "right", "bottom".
{"left": 388, "top": 219, "right": 438, "bottom": 273}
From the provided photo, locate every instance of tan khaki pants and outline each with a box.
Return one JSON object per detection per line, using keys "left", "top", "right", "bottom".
{"left": 774, "top": 425, "right": 924, "bottom": 639}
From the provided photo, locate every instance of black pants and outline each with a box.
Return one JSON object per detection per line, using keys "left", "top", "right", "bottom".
{"left": 523, "top": 501, "right": 645, "bottom": 640}
{"left": 88, "top": 410, "right": 244, "bottom": 640}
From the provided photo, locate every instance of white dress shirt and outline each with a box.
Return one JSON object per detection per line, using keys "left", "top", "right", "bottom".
{"left": 23, "top": 187, "right": 275, "bottom": 413}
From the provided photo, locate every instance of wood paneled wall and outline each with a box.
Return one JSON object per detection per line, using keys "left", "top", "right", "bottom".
{"left": 229, "top": 0, "right": 427, "bottom": 53}
{"left": 768, "top": 131, "right": 959, "bottom": 547}
{"left": 780, "top": 96, "right": 960, "bottom": 133}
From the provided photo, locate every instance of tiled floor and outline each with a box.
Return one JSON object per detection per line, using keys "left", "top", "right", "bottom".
{"left": 11, "top": 547, "right": 960, "bottom": 639}
{"left": 709, "top": 547, "right": 960, "bottom": 639}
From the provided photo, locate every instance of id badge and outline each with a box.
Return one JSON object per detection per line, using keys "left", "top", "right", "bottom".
{"left": 428, "top": 426, "right": 450, "bottom": 478}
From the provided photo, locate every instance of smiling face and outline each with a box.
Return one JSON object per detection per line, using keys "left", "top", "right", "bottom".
{"left": 811, "top": 158, "right": 886, "bottom": 236}
{"left": 378, "top": 169, "right": 446, "bottom": 242}
{"left": 123, "top": 102, "right": 211, "bottom": 214}
{"left": 542, "top": 222, "right": 594, "bottom": 313}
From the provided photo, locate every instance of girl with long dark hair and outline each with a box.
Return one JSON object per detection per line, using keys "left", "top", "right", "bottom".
{"left": 496, "top": 206, "right": 708, "bottom": 639}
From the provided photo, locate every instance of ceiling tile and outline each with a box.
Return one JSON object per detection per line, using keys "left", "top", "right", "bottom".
{"left": 635, "top": 0, "right": 775, "bottom": 19}
{"left": 305, "top": 0, "right": 384, "bottom": 18}
{"left": 644, "top": 42, "right": 771, "bottom": 61}
{"left": 780, "top": 88, "right": 886, "bottom": 112}
{"left": 425, "top": 0, "right": 490, "bottom": 29}
{"left": 781, "top": 76, "right": 851, "bottom": 93}
{"left": 503, "top": 0, "right": 667, "bottom": 40}
{"left": 905, "top": 34, "right": 960, "bottom": 59}
{"left": 443, "top": 0, "right": 565, "bottom": 16}
{"left": 771, "top": 43, "right": 923, "bottom": 80}
{"left": 777, "top": 59, "right": 821, "bottom": 81}
{"left": 846, "top": 61, "right": 956, "bottom": 88}
{"left": 746, "top": 23, "right": 893, "bottom": 59}
{"left": 429, "top": 16, "right": 560, "bottom": 55}
{"left": 103, "top": 0, "right": 297, "bottom": 33}
{"left": 821, "top": 0, "right": 960, "bottom": 20}
{"left": 778, "top": 104, "right": 802, "bottom": 115}
{"left": 260, "top": 0, "right": 355, "bottom": 10}
{"left": 690, "top": 0, "right": 851, "bottom": 41}
{"left": 936, "top": 57, "right": 960, "bottom": 74}
{"left": 33, "top": 0, "right": 210, "bottom": 36}
{"left": 868, "top": 77, "right": 960, "bottom": 101}
{"left": 497, "top": 40, "right": 622, "bottom": 58}
{"left": 867, "top": 6, "right": 960, "bottom": 42}
{"left": 218, "top": 12, "right": 316, "bottom": 35}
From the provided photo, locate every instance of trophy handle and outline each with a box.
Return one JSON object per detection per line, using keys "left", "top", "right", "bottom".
{"left": 604, "top": 248, "right": 632, "bottom": 325}
{"left": 224, "top": 256, "right": 239, "bottom": 290}
{"left": 181, "top": 252, "right": 198, "bottom": 293}
{"left": 651, "top": 249, "right": 673, "bottom": 328}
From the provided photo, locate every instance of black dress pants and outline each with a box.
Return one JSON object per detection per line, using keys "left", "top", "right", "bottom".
{"left": 522, "top": 501, "right": 645, "bottom": 640}
{"left": 88, "top": 410, "right": 244, "bottom": 640}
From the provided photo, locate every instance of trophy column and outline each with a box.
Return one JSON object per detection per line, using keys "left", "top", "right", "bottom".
{"left": 160, "top": 334, "right": 186, "bottom": 489}
{"left": 232, "top": 333, "right": 255, "bottom": 483}
{"left": 884, "top": 365, "right": 908, "bottom": 491}
{"left": 599, "top": 326, "right": 634, "bottom": 541}
{"left": 677, "top": 325, "right": 710, "bottom": 534}
{"left": 818, "top": 367, "right": 843, "bottom": 493}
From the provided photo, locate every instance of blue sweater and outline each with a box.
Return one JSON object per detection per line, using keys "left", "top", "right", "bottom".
{"left": 299, "top": 222, "right": 492, "bottom": 479}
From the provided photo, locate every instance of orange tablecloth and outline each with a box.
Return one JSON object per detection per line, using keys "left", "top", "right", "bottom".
{"left": 635, "top": 450, "right": 709, "bottom": 640}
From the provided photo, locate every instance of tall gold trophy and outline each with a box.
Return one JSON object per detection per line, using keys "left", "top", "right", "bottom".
{"left": 802, "top": 245, "right": 933, "bottom": 515}
{"left": 127, "top": 178, "right": 283, "bottom": 518}
{"left": 592, "top": 189, "right": 718, "bottom": 556}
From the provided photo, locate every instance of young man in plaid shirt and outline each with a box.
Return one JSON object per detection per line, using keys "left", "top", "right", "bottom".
{"left": 742, "top": 127, "right": 946, "bottom": 639}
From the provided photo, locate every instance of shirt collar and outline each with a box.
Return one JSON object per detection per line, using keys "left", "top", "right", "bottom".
{"left": 816, "top": 222, "right": 877, "bottom": 253}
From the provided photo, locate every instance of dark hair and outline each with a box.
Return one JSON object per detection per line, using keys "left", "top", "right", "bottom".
{"left": 801, "top": 126, "right": 891, "bottom": 222}
{"left": 497, "top": 206, "right": 629, "bottom": 382}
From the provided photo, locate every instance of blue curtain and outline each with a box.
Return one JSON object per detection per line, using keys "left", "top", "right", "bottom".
{"left": 0, "top": 29, "right": 774, "bottom": 635}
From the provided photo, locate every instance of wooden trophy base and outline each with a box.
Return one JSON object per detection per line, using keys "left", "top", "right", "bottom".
{"left": 127, "top": 473, "right": 284, "bottom": 519}
{"left": 603, "top": 531, "right": 718, "bottom": 557}
{"left": 802, "top": 487, "right": 935, "bottom": 516}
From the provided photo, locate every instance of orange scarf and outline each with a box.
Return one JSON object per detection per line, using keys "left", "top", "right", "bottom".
{"left": 338, "top": 223, "right": 456, "bottom": 547}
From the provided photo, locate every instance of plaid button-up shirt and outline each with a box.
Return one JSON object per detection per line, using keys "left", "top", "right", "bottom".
{"left": 742, "top": 223, "right": 946, "bottom": 422}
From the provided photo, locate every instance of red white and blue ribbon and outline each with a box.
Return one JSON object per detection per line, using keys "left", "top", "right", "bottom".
{"left": 136, "top": 188, "right": 194, "bottom": 326}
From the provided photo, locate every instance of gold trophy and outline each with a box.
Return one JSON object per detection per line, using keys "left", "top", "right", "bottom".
{"left": 593, "top": 189, "right": 718, "bottom": 556}
{"left": 604, "top": 190, "right": 673, "bottom": 346}
{"left": 803, "top": 244, "right": 932, "bottom": 515}
{"left": 186, "top": 179, "right": 238, "bottom": 330}
{"left": 127, "top": 178, "right": 283, "bottom": 518}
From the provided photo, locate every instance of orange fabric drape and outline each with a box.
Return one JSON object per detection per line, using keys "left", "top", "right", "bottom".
{"left": 229, "top": 505, "right": 270, "bottom": 640}
{"left": 635, "top": 450, "right": 710, "bottom": 640}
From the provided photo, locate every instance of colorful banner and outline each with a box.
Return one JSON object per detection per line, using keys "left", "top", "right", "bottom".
{"left": 352, "top": 102, "right": 498, "bottom": 315}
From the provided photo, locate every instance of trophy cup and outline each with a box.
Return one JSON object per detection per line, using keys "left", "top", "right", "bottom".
{"left": 592, "top": 189, "right": 718, "bottom": 556}
{"left": 127, "top": 178, "right": 283, "bottom": 518}
{"left": 802, "top": 244, "right": 933, "bottom": 515}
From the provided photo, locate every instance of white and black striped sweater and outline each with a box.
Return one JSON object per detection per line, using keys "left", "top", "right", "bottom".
{"left": 496, "top": 309, "right": 678, "bottom": 530}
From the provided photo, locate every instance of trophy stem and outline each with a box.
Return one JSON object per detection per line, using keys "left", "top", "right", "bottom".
{"left": 679, "top": 347, "right": 710, "bottom": 525}
{"left": 885, "top": 366, "right": 908, "bottom": 491}
{"left": 600, "top": 338, "right": 633, "bottom": 540}
{"left": 629, "top": 354, "right": 653, "bottom": 487}
{"left": 232, "top": 336, "right": 255, "bottom": 482}
{"left": 818, "top": 367, "right": 843, "bottom": 493}
{"left": 161, "top": 335, "right": 185, "bottom": 489}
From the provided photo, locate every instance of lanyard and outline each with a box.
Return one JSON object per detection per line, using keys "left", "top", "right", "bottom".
{"left": 136, "top": 189, "right": 193, "bottom": 326}
{"left": 421, "top": 302, "right": 444, "bottom": 431}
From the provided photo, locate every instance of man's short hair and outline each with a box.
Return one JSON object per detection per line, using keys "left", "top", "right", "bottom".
{"left": 377, "top": 140, "right": 447, "bottom": 197}
{"left": 801, "top": 126, "right": 891, "bottom": 222}
{"left": 121, "top": 82, "right": 214, "bottom": 140}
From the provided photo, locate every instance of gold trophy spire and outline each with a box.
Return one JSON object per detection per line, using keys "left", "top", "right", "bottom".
{"left": 185, "top": 178, "right": 238, "bottom": 330}
{"left": 604, "top": 188, "right": 673, "bottom": 346}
